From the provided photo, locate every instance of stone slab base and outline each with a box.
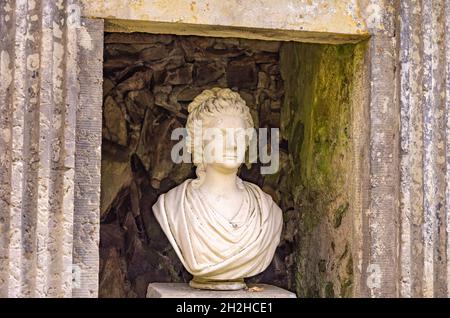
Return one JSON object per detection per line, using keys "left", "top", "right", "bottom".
{"left": 147, "top": 283, "right": 296, "bottom": 298}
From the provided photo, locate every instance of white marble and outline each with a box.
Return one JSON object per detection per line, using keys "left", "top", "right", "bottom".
{"left": 147, "top": 283, "right": 296, "bottom": 298}
{"left": 152, "top": 88, "right": 283, "bottom": 290}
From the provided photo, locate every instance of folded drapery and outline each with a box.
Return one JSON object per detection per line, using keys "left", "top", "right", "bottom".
{"left": 152, "top": 178, "right": 283, "bottom": 281}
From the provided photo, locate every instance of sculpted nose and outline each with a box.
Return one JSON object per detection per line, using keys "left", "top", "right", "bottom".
{"left": 229, "top": 136, "right": 237, "bottom": 148}
{"left": 226, "top": 137, "right": 238, "bottom": 153}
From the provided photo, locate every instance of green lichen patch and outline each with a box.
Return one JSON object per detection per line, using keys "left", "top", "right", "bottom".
{"left": 280, "top": 41, "right": 365, "bottom": 298}
{"left": 324, "top": 282, "right": 335, "bottom": 298}
{"left": 333, "top": 202, "right": 349, "bottom": 228}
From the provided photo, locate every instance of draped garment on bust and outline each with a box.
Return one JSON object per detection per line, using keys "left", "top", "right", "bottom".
{"left": 152, "top": 179, "right": 283, "bottom": 280}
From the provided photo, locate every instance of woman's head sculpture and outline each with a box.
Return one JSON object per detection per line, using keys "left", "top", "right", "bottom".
{"left": 152, "top": 87, "right": 283, "bottom": 291}
{"left": 185, "top": 88, "right": 254, "bottom": 188}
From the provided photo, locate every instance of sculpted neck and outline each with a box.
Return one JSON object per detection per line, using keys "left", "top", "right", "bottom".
{"left": 200, "top": 165, "right": 240, "bottom": 195}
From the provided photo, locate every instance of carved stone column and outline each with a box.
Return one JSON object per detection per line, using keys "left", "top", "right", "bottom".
{"left": 398, "top": 0, "right": 450, "bottom": 298}
{"left": 0, "top": 0, "right": 102, "bottom": 297}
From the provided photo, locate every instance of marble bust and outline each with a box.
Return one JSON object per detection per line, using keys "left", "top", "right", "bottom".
{"left": 152, "top": 88, "right": 283, "bottom": 290}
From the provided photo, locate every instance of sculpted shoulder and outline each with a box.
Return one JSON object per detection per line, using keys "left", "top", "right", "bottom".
{"left": 243, "top": 181, "right": 276, "bottom": 203}
{"left": 152, "top": 179, "right": 194, "bottom": 237}
{"left": 159, "top": 179, "right": 192, "bottom": 203}
{"left": 243, "top": 181, "right": 283, "bottom": 214}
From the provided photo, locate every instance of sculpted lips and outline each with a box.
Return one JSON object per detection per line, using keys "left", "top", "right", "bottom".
{"left": 222, "top": 154, "right": 239, "bottom": 161}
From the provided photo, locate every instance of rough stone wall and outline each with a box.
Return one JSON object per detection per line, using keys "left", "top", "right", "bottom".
{"left": 280, "top": 42, "right": 364, "bottom": 297}
{"left": 100, "top": 33, "right": 290, "bottom": 297}
{"left": 0, "top": 0, "right": 101, "bottom": 297}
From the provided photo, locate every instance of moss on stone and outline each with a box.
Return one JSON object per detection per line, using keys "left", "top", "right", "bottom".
{"left": 346, "top": 255, "right": 353, "bottom": 276}
{"left": 324, "top": 282, "right": 335, "bottom": 298}
{"left": 280, "top": 41, "right": 364, "bottom": 298}
{"left": 318, "top": 260, "right": 327, "bottom": 273}
{"left": 333, "top": 202, "right": 349, "bottom": 228}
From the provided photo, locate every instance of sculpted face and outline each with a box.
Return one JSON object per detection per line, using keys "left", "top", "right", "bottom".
{"left": 202, "top": 114, "right": 247, "bottom": 172}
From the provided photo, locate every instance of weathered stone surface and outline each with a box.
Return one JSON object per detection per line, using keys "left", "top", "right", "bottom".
{"left": 227, "top": 58, "right": 257, "bottom": 89}
{"left": 214, "top": 38, "right": 240, "bottom": 49}
{"left": 0, "top": 7, "right": 103, "bottom": 297}
{"left": 253, "top": 52, "right": 279, "bottom": 64}
{"left": 139, "top": 46, "right": 169, "bottom": 62}
{"left": 176, "top": 86, "right": 204, "bottom": 102}
{"left": 280, "top": 42, "right": 359, "bottom": 297}
{"left": 240, "top": 39, "right": 281, "bottom": 53}
{"left": 103, "top": 96, "right": 128, "bottom": 146}
{"left": 147, "top": 283, "right": 296, "bottom": 298}
{"left": 84, "top": 0, "right": 369, "bottom": 43}
{"left": 237, "top": 90, "right": 255, "bottom": 109}
{"left": 125, "top": 94, "right": 146, "bottom": 125}
{"left": 103, "top": 78, "right": 116, "bottom": 97}
{"left": 153, "top": 84, "right": 172, "bottom": 95}
{"left": 205, "top": 47, "right": 245, "bottom": 58}
{"left": 395, "top": 0, "right": 450, "bottom": 299}
{"left": 99, "top": 248, "right": 128, "bottom": 298}
{"left": 260, "top": 63, "right": 280, "bottom": 75}
{"left": 104, "top": 56, "right": 136, "bottom": 71}
{"left": 194, "top": 61, "right": 225, "bottom": 85}
{"left": 135, "top": 109, "right": 155, "bottom": 172}
{"left": 149, "top": 48, "right": 185, "bottom": 71}
{"left": 72, "top": 18, "right": 104, "bottom": 298}
{"left": 270, "top": 100, "right": 281, "bottom": 111}
{"left": 154, "top": 92, "right": 182, "bottom": 115}
{"left": 100, "top": 150, "right": 132, "bottom": 219}
{"left": 128, "top": 89, "right": 154, "bottom": 109}
{"left": 105, "top": 32, "right": 173, "bottom": 44}
{"left": 104, "top": 43, "right": 143, "bottom": 56}
{"left": 191, "top": 36, "right": 216, "bottom": 49}
{"left": 150, "top": 117, "right": 183, "bottom": 188}
{"left": 164, "top": 64, "right": 193, "bottom": 85}
{"left": 116, "top": 69, "right": 153, "bottom": 94}
{"left": 258, "top": 71, "right": 270, "bottom": 89}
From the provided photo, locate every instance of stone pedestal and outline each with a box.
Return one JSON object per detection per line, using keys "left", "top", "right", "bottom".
{"left": 147, "top": 283, "right": 296, "bottom": 298}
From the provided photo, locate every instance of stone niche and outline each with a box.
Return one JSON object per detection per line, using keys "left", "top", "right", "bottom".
{"left": 99, "top": 32, "right": 365, "bottom": 298}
